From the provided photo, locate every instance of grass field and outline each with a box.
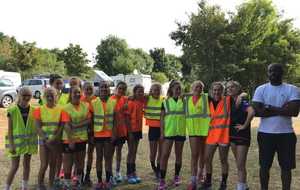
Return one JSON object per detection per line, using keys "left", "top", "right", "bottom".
{"left": 0, "top": 107, "right": 299, "bottom": 190}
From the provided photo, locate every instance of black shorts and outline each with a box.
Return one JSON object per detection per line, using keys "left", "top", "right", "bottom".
{"left": 148, "top": 127, "right": 161, "bottom": 141}
{"left": 130, "top": 131, "right": 143, "bottom": 141}
{"left": 257, "top": 132, "right": 297, "bottom": 170}
{"left": 113, "top": 137, "right": 127, "bottom": 146}
{"left": 230, "top": 137, "right": 251, "bottom": 147}
{"left": 63, "top": 142, "right": 87, "bottom": 154}
{"left": 94, "top": 137, "right": 112, "bottom": 144}
{"left": 164, "top": 136, "right": 186, "bottom": 142}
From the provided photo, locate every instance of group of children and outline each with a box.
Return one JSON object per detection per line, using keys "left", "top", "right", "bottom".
{"left": 4, "top": 74, "right": 254, "bottom": 190}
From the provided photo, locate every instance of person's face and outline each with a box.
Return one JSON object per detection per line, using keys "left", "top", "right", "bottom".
{"left": 53, "top": 79, "right": 64, "bottom": 91}
{"left": 84, "top": 86, "right": 94, "bottom": 97}
{"left": 151, "top": 86, "right": 161, "bottom": 99}
{"left": 212, "top": 85, "right": 223, "bottom": 101}
{"left": 99, "top": 83, "right": 109, "bottom": 97}
{"left": 71, "top": 88, "right": 81, "bottom": 102}
{"left": 116, "top": 84, "right": 126, "bottom": 96}
{"left": 134, "top": 87, "right": 144, "bottom": 99}
{"left": 70, "top": 79, "right": 80, "bottom": 88}
{"left": 172, "top": 84, "right": 181, "bottom": 98}
{"left": 20, "top": 90, "right": 32, "bottom": 104}
{"left": 45, "top": 90, "right": 57, "bottom": 104}
{"left": 192, "top": 83, "right": 203, "bottom": 96}
{"left": 226, "top": 83, "right": 239, "bottom": 97}
{"left": 268, "top": 65, "right": 283, "bottom": 83}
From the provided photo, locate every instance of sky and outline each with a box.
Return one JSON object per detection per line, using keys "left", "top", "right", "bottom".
{"left": 0, "top": 0, "right": 299, "bottom": 62}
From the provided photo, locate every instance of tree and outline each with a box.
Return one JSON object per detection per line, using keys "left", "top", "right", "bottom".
{"left": 57, "top": 43, "right": 93, "bottom": 80}
{"left": 95, "top": 35, "right": 131, "bottom": 75}
{"left": 152, "top": 72, "right": 168, "bottom": 83}
{"left": 129, "top": 48, "right": 154, "bottom": 74}
{"left": 149, "top": 48, "right": 182, "bottom": 80}
{"left": 171, "top": 0, "right": 300, "bottom": 92}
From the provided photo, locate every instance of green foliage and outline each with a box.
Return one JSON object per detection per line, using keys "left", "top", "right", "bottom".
{"left": 171, "top": 0, "right": 300, "bottom": 92}
{"left": 149, "top": 48, "right": 182, "bottom": 80}
{"left": 56, "top": 43, "right": 93, "bottom": 80}
{"left": 151, "top": 72, "right": 168, "bottom": 83}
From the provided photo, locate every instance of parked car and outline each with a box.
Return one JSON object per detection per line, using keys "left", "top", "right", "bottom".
{"left": 0, "top": 79, "right": 17, "bottom": 108}
{"left": 19, "top": 79, "right": 50, "bottom": 99}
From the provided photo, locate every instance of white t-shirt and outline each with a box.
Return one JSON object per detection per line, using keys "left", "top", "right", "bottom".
{"left": 252, "top": 82, "right": 300, "bottom": 134}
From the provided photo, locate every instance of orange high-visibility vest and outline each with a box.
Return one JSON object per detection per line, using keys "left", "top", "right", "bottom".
{"left": 127, "top": 99, "right": 144, "bottom": 132}
{"left": 206, "top": 96, "right": 231, "bottom": 145}
{"left": 111, "top": 95, "right": 128, "bottom": 137}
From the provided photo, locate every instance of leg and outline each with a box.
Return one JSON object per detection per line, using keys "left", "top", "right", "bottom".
{"left": 63, "top": 153, "right": 73, "bottom": 179}
{"left": 189, "top": 137, "right": 200, "bottom": 181}
{"left": 159, "top": 139, "right": 174, "bottom": 179}
{"left": 235, "top": 145, "right": 249, "bottom": 184}
{"left": 174, "top": 140, "right": 184, "bottom": 185}
{"left": 149, "top": 140, "right": 158, "bottom": 171}
{"left": 104, "top": 140, "right": 114, "bottom": 183}
{"left": 203, "top": 144, "right": 217, "bottom": 186}
{"left": 38, "top": 145, "right": 49, "bottom": 186}
{"left": 85, "top": 143, "right": 94, "bottom": 178}
{"left": 198, "top": 136, "right": 206, "bottom": 182}
{"left": 5, "top": 156, "right": 20, "bottom": 187}
{"left": 95, "top": 142, "right": 104, "bottom": 183}
{"left": 55, "top": 143, "right": 63, "bottom": 178}
{"left": 116, "top": 143, "right": 123, "bottom": 173}
{"left": 23, "top": 154, "right": 32, "bottom": 182}
{"left": 48, "top": 147, "right": 58, "bottom": 187}
{"left": 218, "top": 145, "right": 230, "bottom": 188}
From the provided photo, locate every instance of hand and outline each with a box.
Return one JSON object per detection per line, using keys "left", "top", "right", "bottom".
{"left": 9, "top": 144, "right": 16, "bottom": 154}
{"left": 235, "top": 124, "right": 246, "bottom": 131}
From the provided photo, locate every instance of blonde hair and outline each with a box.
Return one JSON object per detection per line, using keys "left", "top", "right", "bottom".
{"left": 209, "top": 81, "right": 225, "bottom": 96}
{"left": 226, "top": 80, "right": 242, "bottom": 95}
{"left": 191, "top": 80, "right": 204, "bottom": 92}
{"left": 16, "top": 87, "right": 32, "bottom": 104}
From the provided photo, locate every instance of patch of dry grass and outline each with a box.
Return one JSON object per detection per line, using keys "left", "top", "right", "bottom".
{"left": 0, "top": 109, "right": 299, "bottom": 189}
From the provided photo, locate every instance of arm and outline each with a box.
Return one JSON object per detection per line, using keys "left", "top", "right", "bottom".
{"left": 236, "top": 106, "right": 255, "bottom": 130}
{"left": 252, "top": 101, "right": 279, "bottom": 117}
{"left": 160, "top": 109, "right": 165, "bottom": 140}
{"left": 35, "top": 119, "right": 48, "bottom": 142}
{"left": 7, "top": 116, "right": 16, "bottom": 153}
{"left": 112, "top": 111, "right": 117, "bottom": 140}
{"left": 64, "top": 122, "right": 74, "bottom": 143}
{"left": 268, "top": 100, "right": 300, "bottom": 117}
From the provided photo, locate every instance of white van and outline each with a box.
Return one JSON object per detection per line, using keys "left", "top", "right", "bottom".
{"left": 20, "top": 79, "right": 50, "bottom": 98}
{"left": 0, "top": 70, "right": 22, "bottom": 88}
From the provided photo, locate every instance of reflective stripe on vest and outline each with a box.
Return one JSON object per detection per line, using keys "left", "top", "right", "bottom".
{"left": 185, "top": 94, "right": 209, "bottom": 118}
{"left": 5, "top": 105, "right": 38, "bottom": 157}
{"left": 144, "top": 96, "right": 163, "bottom": 120}
{"left": 62, "top": 102, "right": 89, "bottom": 142}
{"left": 40, "top": 105, "right": 62, "bottom": 140}
{"left": 92, "top": 97, "right": 116, "bottom": 133}
{"left": 163, "top": 98, "right": 186, "bottom": 137}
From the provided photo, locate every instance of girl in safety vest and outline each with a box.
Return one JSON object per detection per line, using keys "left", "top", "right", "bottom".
{"left": 61, "top": 86, "right": 91, "bottom": 189}
{"left": 145, "top": 83, "right": 164, "bottom": 179}
{"left": 110, "top": 81, "right": 128, "bottom": 183}
{"left": 80, "top": 82, "right": 97, "bottom": 186}
{"left": 157, "top": 80, "right": 186, "bottom": 190}
{"left": 90, "top": 81, "right": 116, "bottom": 189}
{"left": 126, "top": 84, "right": 145, "bottom": 184}
{"left": 226, "top": 81, "right": 254, "bottom": 190}
{"left": 202, "top": 82, "right": 232, "bottom": 190}
{"left": 4, "top": 87, "right": 37, "bottom": 190}
{"left": 34, "top": 87, "right": 63, "bottom": 190}
{"left": 185, "top": 81, "right": 211, "bottom": 190}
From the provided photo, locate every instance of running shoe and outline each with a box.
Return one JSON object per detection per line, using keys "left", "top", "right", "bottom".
{"left": 156, "top": 180, "right": 166, "bottom": 190}
{"left": 114, "top": 172, "right": 123, "bottom": 183}
{"left": 173, "top": 175, "right": 181, "bottom": 186}
{"left": 127, "top": 175, "right": 137, "bottom": 184}
{"left": 94, "top": 182, "right": 104, "bottom": 190}
{"left": 187, "top": 182, "right": 197, "bottom": 190}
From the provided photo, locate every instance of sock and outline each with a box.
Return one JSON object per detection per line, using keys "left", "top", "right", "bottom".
{"left": 160, "top": 170, "right": 166, "bottom": 179}
{"left": 151, "top": 161, "right": 156, "bottom": 171}
{"left": 96, "top": 170, "right": 102, "bottom": 183}
{"left": 21, "top": 180, "right": 28, "bottom": 189}
{"left": 175, "top": 163, "right": 181, "bottom": 176}
{"left": 206, "top": 173, "right": 212, "bottom": 184}
{"left": 237, "top": 182, "right": 247, "bottom": 190}
{"left": 133, "top": 163, "right": 136, "bottom": 173}
{"left": 126, "top": 163, "right": 131, "bottom": 175}
{"left": 4, "top": 184, "right": 11, "bottom": 190}
{"left": 157, "top": 163, "right": 160, "bottom": 171}
{"left": 106, "top": 171, "right": 112, "bottom": 182}
{"left": 221, "top": 173, "right": 228, "bottom": 184}
{"left": 85, "top": 165, "right": 91, "bottom": 177}
{"left": 191, "top": 176, "right": 197, "bottom": 184}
